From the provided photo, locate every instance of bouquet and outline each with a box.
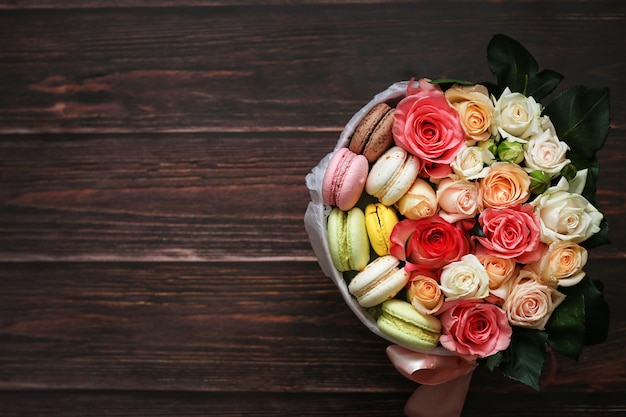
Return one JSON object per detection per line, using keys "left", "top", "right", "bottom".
{"left": 304, "top": 34, "right": 610, "bottom": 417}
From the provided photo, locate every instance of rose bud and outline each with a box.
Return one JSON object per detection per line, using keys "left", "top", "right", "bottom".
{"left": 497, "top": 139, "right": 525, "bottom": 164}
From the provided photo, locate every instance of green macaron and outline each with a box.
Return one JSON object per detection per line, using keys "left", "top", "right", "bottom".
{"left": 377, "top": 299, "right": 442, "bottom": 351}
{"left": 327, "top": 207, "right": 370, "bottom": 272}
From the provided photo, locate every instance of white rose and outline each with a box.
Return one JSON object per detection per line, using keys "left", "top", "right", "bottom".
{"left": 493, "top": 88, "right": 542, "bottom": 142}
{"left": 440, "top": 254, "right": 490, "bottom": 301}
{"left": 503, "top": 268, "right": 566, "bottom": 330}
{"left": 524, "top": 126, "right": 570, "bottom": 176}
{"left": 451, "top": 144, "right": 494, "bottom": 180}
{"left": 531, "top": 177, "right": 603, "bottom": 243}
{"left": 436, "top": 178, "right": 481, "bottom": 223}
{"left": 395, "top": 177, "right": 437, "bottom": 219}
{"left": 528, "top": 240, "right": 588, "bottom": 287}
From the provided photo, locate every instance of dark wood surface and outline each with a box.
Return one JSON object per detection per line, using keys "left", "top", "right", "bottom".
{"left": 1, "top": 2, "right": 624, "bottom": 416}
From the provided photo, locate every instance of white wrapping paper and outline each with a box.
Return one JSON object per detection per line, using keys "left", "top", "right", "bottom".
{"left": 304, "top": 81, "right": 452, "bottom": 355}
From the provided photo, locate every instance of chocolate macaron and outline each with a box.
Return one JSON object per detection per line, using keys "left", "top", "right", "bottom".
{"left": 349, "top": 103, "right": 395, "bottom": 163}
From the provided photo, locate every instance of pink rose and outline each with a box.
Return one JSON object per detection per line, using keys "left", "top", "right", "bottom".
{"left": 474, "top": 204, "right": 544, "bottom": 264}
{"left": 393, "top": 79, "right": 466, "bottom": 178}
{"left": 390, "top": 215, "right": 470, "bottom": 272}
{"left": 439, "top": 300, "right": 512, "bottom": 359}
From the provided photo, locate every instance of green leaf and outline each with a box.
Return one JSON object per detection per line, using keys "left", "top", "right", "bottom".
{"left": 546, "top": 285, "right": 585, "bottom": 359}
{"left": 526, "top": 69, "right": 564, "bottom": 101}
{"left": 544, "top": 86, "right": 611, "bottom": 158}
{"left": 500, "top": 328, "right": 548, "bottom": 391}
{"left": 430, "top": 78, "right": 476, "bottom": 87}
{"left": 483, "top": 351, "right": 507, "bottom": 371}
{"left": 487, "top": 34, "right": 562, "bottom": 100}
{"left": 582, "top": 278, "right": 610, "bottom": 345}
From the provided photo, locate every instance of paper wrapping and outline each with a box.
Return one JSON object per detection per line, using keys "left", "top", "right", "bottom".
{"left": 304, "top": 81, "right": 453, "bottom": 356}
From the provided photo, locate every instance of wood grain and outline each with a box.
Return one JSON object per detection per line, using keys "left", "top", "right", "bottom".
{"left": 0, "top": 5, "right": 624, "bottom": 134}
{"left": 1, "top": 2, "right": 625, "bottom": 416}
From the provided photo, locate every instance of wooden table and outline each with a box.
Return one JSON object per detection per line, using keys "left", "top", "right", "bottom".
{"left": 1, "top": 2, "right": 624, "bottom": 416}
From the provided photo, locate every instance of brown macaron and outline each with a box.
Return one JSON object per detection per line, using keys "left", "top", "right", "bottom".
{"left": 349, "top": 103, "right": 395, "bottom": 163}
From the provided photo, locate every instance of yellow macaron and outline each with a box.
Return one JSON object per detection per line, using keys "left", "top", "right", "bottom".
{"left": 364, "top": 203, "right": 399, "bottom": 256}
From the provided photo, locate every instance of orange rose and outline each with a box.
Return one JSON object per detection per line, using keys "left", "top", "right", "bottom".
{"left": 445, "top": 84, "right": 495, "bottom": 143}
{"left": 406, "top": 271, "right": 444, "bottom": 315}
{"left": 477, "top": 254, "right": 518, "bottom": 302}
{"left": 479, "top": 162, "right": 530, "bottom": 208}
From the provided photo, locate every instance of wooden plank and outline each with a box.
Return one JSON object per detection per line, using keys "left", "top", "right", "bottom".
{"left": 0, "top": 4, "right": 623, "bottom": 134}
{"left": 1, "top": 132, "right": 624, "bottom": 261}
{"left": 1, "top": 391, "right": 625, "bottom": 417}
{"left": 1, "top": 261, "right": 623, "bottom": 392}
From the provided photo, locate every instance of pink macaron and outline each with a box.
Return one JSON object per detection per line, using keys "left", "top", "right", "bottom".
{"left": 322, "top": 148, "right": 369, "bottom": 211}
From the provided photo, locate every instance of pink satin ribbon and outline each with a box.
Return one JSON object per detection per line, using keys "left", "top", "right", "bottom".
{"left": 386, "top": 345, "right": 477, "bottom": 417}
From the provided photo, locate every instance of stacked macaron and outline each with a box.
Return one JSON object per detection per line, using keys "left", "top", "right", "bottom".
{"left": 321, "top": 99, "right": 442, "bottom": 351}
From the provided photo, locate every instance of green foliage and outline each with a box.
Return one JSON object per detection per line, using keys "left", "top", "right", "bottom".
{"left": 499, "top": 328, "right": 548, "bottom": 391}
{"left": 487, "top": 34, "right": 563, "bottom": 100}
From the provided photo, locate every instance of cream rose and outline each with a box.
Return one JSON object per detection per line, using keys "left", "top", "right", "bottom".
{"left": 531, "top": 177, "right": 603, "bottom": 243}
{"left": 493, "top": 88, "right": 542, "bottom": 142}
{"left": 503, "top": 268, "right": 566, "bottom": 330}
{"left": 395, "top": 177, "right": 438, "bottom": 219}
{"left": 440, "top": 254, "right": 490, "bottom": 301}
{"left": 477, "top": 254, "right": 518, "bottom": 302}
{"left": 528, "top": 240, "right": 588, "bottom": 287}
{"left": 451, "top": 144, "right": 494, "bottom": 180}
{"left": 445, "top": 84, "right": 495, "bottom": 143}
{"left": 524, "top": 127, "right": 570, "bottom": 177}
{"left": 406, "top": 272, "right": 444, "bottom": 315}
{"left": 436, "top": 177, "right": 481, "bottom": 223}
{"left": 479, "top": 161, "right": 531, "bottom": 208}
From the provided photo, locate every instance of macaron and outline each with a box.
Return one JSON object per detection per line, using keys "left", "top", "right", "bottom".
{"left": 364, "top": 203, "right": 399, "bottom": 256}
{"left": 349, "top": 103, "right": 395, "bottom": 162}
{"left": 348, "top": 255, "right": 409, "bottom": 308}
{"left": 365, "top": 146, "right": 420, "bottom": 206}
{"left": 327, "top": 207, "right": 370, "bottom": 272}
{"left": 322, "top": 148, "right": 369, "bottom": 211}
{"left": 377, "top": 299, "right": 442, "bottom": 351}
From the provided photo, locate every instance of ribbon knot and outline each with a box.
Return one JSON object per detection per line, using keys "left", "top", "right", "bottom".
{"left": 386, "top": 345, "right": 476, "bottom": 417}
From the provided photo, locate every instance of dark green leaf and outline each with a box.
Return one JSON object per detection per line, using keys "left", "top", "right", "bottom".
{"left": 500, "top": 328, "right": 548, "bottom": 391}
{"left": 487, "top": 34, "right": 562, "bottom": 99}
{"left": 483, "top": 351, "right": 506, "bottom": 371}
{"left": 526, "top": 69, "right": 564, "bottom": 100}
{"left": 582, "top": 278, "right": 610, "bottom": 345}
{"left": 544, "top": 86, "right": 611, "bottom": 157}
{"left": 546, "top": 285, "right": 585, "bottom": 360}
{"left": 429, "top": 78, "right": 476, "bottom": 88}
{"left": 488, "top": 34, "right": 537, "bottom": 94}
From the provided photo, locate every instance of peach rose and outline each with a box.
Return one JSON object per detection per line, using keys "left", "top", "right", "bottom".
{"left": 528, "top": 240, "right": 588, "bottom": 287}
{"left": 479, "top": 162, "right": 530, "bottom": 208}
{"left": 406, "top": 271, "right": 444, "bottom": 315}
{"left": 477, "top": 254, "right": 518, "bottom": 302}
{"left": 445, "top": 84, "right": 495, "bottom": 143}
{"left": 503, "top": 268, "right": 566, "bottom": 330}
{"left": 436, "top": 177, "right": 482, "bottom": 223}
{"left": 395, "top": 178, "right": 438, "bottom": 220}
